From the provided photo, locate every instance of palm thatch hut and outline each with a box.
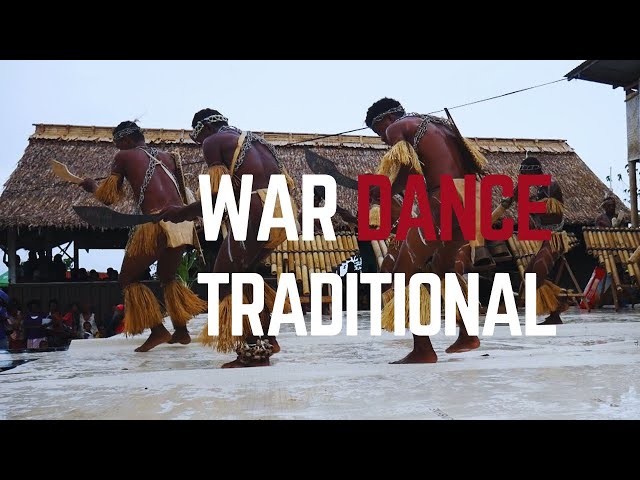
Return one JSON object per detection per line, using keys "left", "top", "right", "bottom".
{"left": 0, "top": 124, "right": 627, "bottom": 314}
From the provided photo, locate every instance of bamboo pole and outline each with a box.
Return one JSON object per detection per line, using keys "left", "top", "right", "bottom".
{"left": 306, "top": 252, "right": 315, "bottom": 275}
{"left": 276, "top": 252, "right": 283, "bottom": 282}
{"left": 328, "top": 240, "right": 338, "bottom": 270}
{"left": 583, "top": 229, "right": 593, "bottom": 253}
{"left": 282, "top": 239, "right": 289, "bottom": 266}
{"left": 316, "top": 235, "right": 326, "bottom": 272}
{"left": 630, "top": 228, "right": 640, "bottom": 247}
{"left": 615, "top": 230, "right": 635, "bottom": 278}
{"left": 596, "top": 230, "right": 621, "bottom": 291}
{"left": 621, "top": 230, "right": 640, "bottom": 278}
{"left": 287, "top": 240, "right": 294, "bottom": 272}
{"left": 301, "top": 264, "right": 310, "bottom": 295}
{"left": 589, "top": 229, "right": 608, "bottom": 274}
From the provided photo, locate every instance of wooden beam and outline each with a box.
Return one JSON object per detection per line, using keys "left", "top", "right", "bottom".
{"left": 73, "top": 242, "right": 79, "bottom": 269}
{"left": 58, "top": 242, "right": 73, "bottom": 260}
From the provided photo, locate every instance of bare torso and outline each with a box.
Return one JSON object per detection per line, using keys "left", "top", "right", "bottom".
{"left": 117, "top": 147, "right": 184, "bottom": 214}
{"left": 386, "top": 115, "right": 471, "bottom": 193}
{"left": 202, "top": 129, "right": 281, "bottom": 193}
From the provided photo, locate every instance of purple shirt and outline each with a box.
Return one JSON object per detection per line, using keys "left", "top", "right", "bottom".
{"left": 23, "top": 314, "right": 46, "bottom": 340}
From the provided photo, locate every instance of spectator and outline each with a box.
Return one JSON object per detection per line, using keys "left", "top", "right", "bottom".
{"left": 88, "top": 269, "right": 100, "bottom": 282}
{"left": 23, "top": 299, "right": 47, "bottom": 350}
{"left": 44, "top": 299, "right": 72, "bottom": 347}
{"left": 50, "top": 254, "right": 67, "bottom": 282}
{"left": 70, "top": 268, "right": 80, "bottom": 281}
{"left": 43, "top": 299, "right": 62, "bottom": 325}
{"left": 22, "top": 251, "right": 38, "bottom": 281}
{"left": 0, "top": 290, "right": 9, "bottom": 350}
{"left": 5, "top": 301, "right": 25, "bottom": 350}
{"left": 82, "top": 321, "right": 94, "bottom": 339}
{"left": 36, "top": 250, "right": 52, "bottom": 282}
{"left": 2, "top": 253, "right": 24, "bottom": 282}
{"left": 113, "top": 304, "right": 125, "bottom": 335}
{"left": 80, "top": 303, "right": 98, "bottom": 336}
{"left": 102, "top": 304, "right": 123, "bottom": 337}
{"left": 63, "top": 302, "right": 82, "bottom": 338}
{"left": 78, "top": 268, "right": 89, "bottom": 281}
{"left": 107, "top": 268, "right": 119, "bottom": 281}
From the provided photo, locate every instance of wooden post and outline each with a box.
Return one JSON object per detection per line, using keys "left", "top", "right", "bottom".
{"left": 8, "top": 228, "right": 17, "bottom": 284}
{"left": 45, "top": 230, "right": 53, "bottom": 262}
{"left": 630, "top": 161, "right": 639, "bottom": 227}
{"left": 74, "top": 241, "right": 80, "bottom": 269}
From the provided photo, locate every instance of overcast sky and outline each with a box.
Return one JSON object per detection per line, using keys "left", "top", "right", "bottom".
{"left": 0, "top": 60, "right": 629, "bottom": 272}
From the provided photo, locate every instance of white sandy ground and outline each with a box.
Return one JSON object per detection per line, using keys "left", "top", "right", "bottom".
{"left": 1, "top": 308, "right": 640, "bottom": 420}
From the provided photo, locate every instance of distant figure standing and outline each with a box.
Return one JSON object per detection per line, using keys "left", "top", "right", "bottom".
{"left": 595, "top": 194, "right": 626, "bottom": 228}
{"left": 50, "top": 254, "right": 67, "bottom": 282}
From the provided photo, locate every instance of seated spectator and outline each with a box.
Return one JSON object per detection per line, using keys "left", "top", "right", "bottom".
{"left": 6, "top": 301, "right": 25, "bottom": 350}
{"left": 107, "top": 268, "right": 119, "bottom": 281}
{"left": 50, "top": 254, "right": 67, "bottom": 282}
{"left": 82, "top": 321, "right": 94, "bottom": 339}
{"left": 78, "top": 268, "right": 89, "bottom": 281}
{"left": 88, "top": 269, "right": 100, "bottom": 282}
{"left": 44, "top": 299, "right": 72, "bottom": 347}
{"left": 23, "top": 299, "right": 47, "bottom": 350}
{"left": 43, "top": 299, "right": 62, "bottom": 325}
{"left": 0, "top": 290, "right": 9, "bottom": 350}
{"left": 113, "top": 304, "right": 125, "bottom": 335}
{"left": 70, "top": 268, "right": 80, "bottom": 281}
{"left": 80, "top": 303, "right": 98, "bottom": 336}
{"left": 102, "top": 304, "right": 123, "bottom": 337}
{"left": 63, "top": 302, "right": 82, "bottom": 338}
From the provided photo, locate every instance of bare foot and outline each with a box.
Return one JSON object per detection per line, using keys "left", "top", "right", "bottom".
{"left": 134, "top": 326, "right": 172, "bottom": 352}
{"left": 168, "top": 327, "right": 191, "bottom": 345}
{"left": 538, "top": 314, "right": 563, "bottom": 325}
{"left": 390, "top": 350, "right": 438, "bottom": 364}
{"left": 268, "top": 336, "right": 280, "bottom": 354}
{"left": 446, "top": 336, "right": 481, "bottom": 354}
{"left": 221, "top": 357, "right": 270, "bottom": 368}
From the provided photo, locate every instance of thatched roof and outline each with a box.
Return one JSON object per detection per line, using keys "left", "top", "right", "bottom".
{"left": 0, "top": 124, "right": 625, "bottom": 233}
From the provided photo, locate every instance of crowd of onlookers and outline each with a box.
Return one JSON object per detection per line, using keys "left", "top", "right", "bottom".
{"left": 0, "top": 289, "right": 125, "bottom": 351}
{"left": 2, "top": 250, "right": 134, "bottom": 283}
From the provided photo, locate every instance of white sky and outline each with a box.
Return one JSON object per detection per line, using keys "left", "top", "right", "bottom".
{"left": 0, "top": 60, "right": 630, "bottom": 271}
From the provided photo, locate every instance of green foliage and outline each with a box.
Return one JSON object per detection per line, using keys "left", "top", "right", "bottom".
{"left": 176, "top": 250, "right": 201, "bottom": 287}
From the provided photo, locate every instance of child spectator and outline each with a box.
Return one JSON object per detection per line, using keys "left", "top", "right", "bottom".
{"left": 82, "top": 321, "right": 94, "bottom": 339}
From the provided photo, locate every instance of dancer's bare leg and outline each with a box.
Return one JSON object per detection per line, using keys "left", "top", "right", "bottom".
{"left": 446, "top": 243, "right": 480, "bottom": 353}
{"left": 119, "top": 252, "right": 171, "bottom": 353}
